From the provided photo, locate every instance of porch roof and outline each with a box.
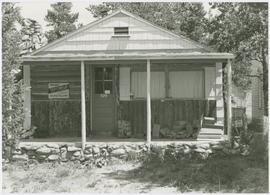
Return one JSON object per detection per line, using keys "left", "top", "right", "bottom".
{"left": 21, "top": 51, "right": 234, "bottom": 62}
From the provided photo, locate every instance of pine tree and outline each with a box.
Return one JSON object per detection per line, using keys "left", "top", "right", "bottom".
{"left": 45, "top": 2, "right": 79, "bottom": 43}
{"left": 20, "top": 18, "right": 47, "bottom": 55}
{"left": 2, "top": 2, "right": 24, "bottom": 160}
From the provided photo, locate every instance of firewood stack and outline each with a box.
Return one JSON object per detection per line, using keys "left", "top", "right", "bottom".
{"left": 19, "top": 126, "right": 37, "bottom": 139}
{"left": 118, "top": 120, "right": 132, "bottom": 138}
{"left": 159, "top": 120, "right": 200, "bottom": 139}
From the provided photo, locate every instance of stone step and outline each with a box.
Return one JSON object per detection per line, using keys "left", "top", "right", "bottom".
{"left": 199, "top": 128, "right": 223, "bottom": 135}
{"left": 197, "top": 137, "right": 223, "bottom": 141}
{"left": 197, "top": 134, "right": 222, "bottom": 140}
{"left": 203, "top": 117, "right": 216, "bottom": 125}
{"left": 202, "top": 123, "right": 224, "bottom": 129}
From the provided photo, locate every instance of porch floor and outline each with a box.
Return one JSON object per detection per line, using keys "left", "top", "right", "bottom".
{"left": 21, "top": 136, "right": 227, "bottom": 145}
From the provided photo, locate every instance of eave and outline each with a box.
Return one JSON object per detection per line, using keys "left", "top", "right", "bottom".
{"left": 21, "top": 52, "right": 234, "bottom": 63}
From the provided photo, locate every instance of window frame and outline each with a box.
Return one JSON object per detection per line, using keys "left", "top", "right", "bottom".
{"left": 94, "top": 67, "right": 113, "bottom": 95}
{"left": 114, "top": 27, "right": 129, "bottom": 36}
{"left": 129, "top": 67, "right": 205, "bottom": 100}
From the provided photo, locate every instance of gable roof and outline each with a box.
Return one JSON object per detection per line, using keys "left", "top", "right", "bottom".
{"left": 30, "top": 9, "right": 211, "bottom": 55}
{"left": 22, "top": 9, "right": 234, "bottom": 61}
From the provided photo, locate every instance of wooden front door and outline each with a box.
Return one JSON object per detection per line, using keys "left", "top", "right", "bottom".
{"left": 92, "top": 65, "right": 115, "bottom": 136}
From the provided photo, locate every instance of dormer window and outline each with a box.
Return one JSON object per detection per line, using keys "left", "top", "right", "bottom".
{"left": 114, "top": 27, "right": 129, "bottom": 35}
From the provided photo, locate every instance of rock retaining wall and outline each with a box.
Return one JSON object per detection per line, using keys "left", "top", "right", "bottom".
{"left": 10, "top": 141, "right": 250, "bottom": 166}
{"left": 12, "top": 142, "right": 149, "bottom": 164}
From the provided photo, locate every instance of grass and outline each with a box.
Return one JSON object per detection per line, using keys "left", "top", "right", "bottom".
{"left": 2, "top": 148, "right": 268, "bottom": 193}
{"left": 131, "top": 148, "right": 268, "bottom": 193}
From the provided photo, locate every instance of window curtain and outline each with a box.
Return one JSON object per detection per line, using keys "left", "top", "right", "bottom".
{"left": 131, "top": 71, "right": 165, "bottom": 98}
{"left": 169, "top": 71, "right": 204, "bottom": 98}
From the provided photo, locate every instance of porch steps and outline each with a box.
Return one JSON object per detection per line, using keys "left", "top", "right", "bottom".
{"left": 202, "top": 123, "right": 224, "bottom": 129}
{"left": 197, "top": 134, "right": 223, "bottom": 140}
{"left": 197, "top": 117, "right": 224, "bottom": 140}
{"left": 203, "top": 117, "right": 216, "bottom": 124}
{"left": 199, "top": 128, "right": 223, "bottom": 135}
{"left": 197, "top": 128, "right": 223, "bottom": 139}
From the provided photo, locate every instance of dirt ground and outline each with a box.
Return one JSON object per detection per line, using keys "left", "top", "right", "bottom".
{"left": 2, "top": 160, "right": 179, "bottom": 193}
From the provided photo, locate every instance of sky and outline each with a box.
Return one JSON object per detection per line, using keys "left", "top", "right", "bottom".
{"left": 18, "top": 2, "right": 213, "bottom": 32}
{"left": 18, "top": 1, "right": 98, "bottom": 31}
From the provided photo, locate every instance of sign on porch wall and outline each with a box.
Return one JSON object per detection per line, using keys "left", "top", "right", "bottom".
{"left": 48, "top": 83, "right": 70, "bottom": 99}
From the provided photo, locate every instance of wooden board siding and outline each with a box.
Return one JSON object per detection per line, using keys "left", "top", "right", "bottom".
{"left": 118, "top": 99, "right": 216, "bottom": 137}
{"left": 216, "top": 62, "right": 224, "bottom": 123}
{"left": 204, "top": 67, "right": 216, "bottom": 100}
{"left": 251, "top": 77, "right": 264, "bottom": 128}
{"left": 119, "top": 67, "right": 131, "bottom": 100}
{"left": 45, "top": 12, "right": 201, "bottom": 52}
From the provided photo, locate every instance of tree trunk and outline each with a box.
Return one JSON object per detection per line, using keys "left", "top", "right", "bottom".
{"left": 262, "top": 49, "right": 268, "bottom": 116}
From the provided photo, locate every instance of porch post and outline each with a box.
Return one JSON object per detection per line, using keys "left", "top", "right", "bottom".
{"left": 226, "top": 59, "right": 232, "bottom": 141}
{"left": 81, "top": 61, "right": 86, "bottom": 150}
{"left": 146, "top": 59, "right": 151, "bottom": 143}
{"left": 23, "top": 65, "right": 31, "bottom": 130}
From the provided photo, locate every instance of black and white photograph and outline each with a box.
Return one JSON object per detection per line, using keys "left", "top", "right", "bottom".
{"left": 1, "top": 1, "right": 269, "bottom": 193}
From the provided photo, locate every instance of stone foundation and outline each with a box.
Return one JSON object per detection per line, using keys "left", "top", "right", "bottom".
{"left": 10, "top": 140, "right": 250, "bottom": 165}
{"left": 11, "top": 142, "right": 149, "bottom": 163}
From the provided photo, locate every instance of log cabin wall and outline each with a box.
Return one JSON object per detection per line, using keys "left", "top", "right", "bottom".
{"left": 30, "top": 60, "right": 218, "bottom": 138}
{"left": 30, "top": 62, "right": 84, "bottom": 137}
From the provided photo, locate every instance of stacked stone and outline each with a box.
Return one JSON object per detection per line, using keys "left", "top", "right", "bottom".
{"left": 151, "top": 140, "right": 249, "bottom": 161}
{"left": 11, "top": 143, "right": 150, "bottom": 165}
{"left": 11, "top": 141, "right": 249, "bottom": 165}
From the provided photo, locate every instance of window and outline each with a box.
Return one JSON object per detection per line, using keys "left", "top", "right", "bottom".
{"left": 114, "top": 27, "right": 129, "bottom": 35}
{"left": 94, "top": 67, "right": 113, "bottom": 94}
{"left": 131, "top": 71, "right": 165, "bottom": 98}
{"left": 169, "top": 71, "right": 204, "bottom": 98}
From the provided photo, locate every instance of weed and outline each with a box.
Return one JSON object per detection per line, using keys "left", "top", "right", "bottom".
{"left": 202, "top": 156, "right": 244, "bottom": 187}
{"left": 233, "top": 168, "right": 268, "bottom": 193}
{"left": 126, "top": 150, "right": 141, "bottom": 161}
{"left": 55, "top": 167, "right": 70, "bottom": 178}
{"left": 87, "top": 180, "right": 99, "bottom": 188}
{"left": 55, "top": 186, "right": 71, "bottom": 193}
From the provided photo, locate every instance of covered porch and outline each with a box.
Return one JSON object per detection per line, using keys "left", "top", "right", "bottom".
{"left": 23, "top": 53, "right": 234, "bottom": 149}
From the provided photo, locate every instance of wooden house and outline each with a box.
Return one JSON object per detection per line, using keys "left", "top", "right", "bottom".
{"left": 21, "top": 9, "right": 234, "bottom": 148}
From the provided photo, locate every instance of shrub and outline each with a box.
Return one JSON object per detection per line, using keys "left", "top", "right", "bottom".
{"left": 248, "top": 132, "right": 268, "bottom": 166}
{"left": 2, "top": 3, "right": 24, "bottom": 161}
{"left": 126, "top": 150, "right": 142, "bottom": 161}
{"left": 248, "top": 119, "right": 264, "bottom": 132}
